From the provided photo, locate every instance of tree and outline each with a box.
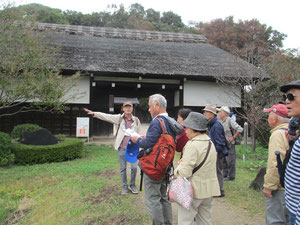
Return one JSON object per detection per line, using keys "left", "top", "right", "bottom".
{"left": 266, "top": 49, "right": 300, "bottom": 84}
{"left": 215, "top": 52, "right": 277, "bottom": 152}
{"left": 105, "top": 4, "right": 129, "bottom": 28}
{"left": 161, "top": 11, "right": 184, "bottom": 31}
{"left": 197, "top": 17, "right": 287, "bottom": 65}
{"left": 0, "top": 4, "right": 81, "bottom": 117}
{"left": 14, "top": 3, "right": 68, "bottom": 24}
{"left": 129, "top": 3, "right": 145, "bottom": 19}
{"left": 146, "top": 8, "right": 160, "bottom": 24}
{"left": 63, "top": 10, "right": 84, "bottom": 25}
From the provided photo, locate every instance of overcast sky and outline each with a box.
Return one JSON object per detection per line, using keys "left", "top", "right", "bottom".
{"left": 12, "top": 0, "right": 300, "bottom": 50}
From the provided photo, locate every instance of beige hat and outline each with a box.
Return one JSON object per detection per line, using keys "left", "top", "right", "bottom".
{"left": 203, "top": 104, "right": 217, "bottom": 115}
{"left": 217, "top": 106, "right": 230, "bottom": 114}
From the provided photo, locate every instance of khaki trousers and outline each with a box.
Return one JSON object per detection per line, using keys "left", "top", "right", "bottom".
{"left": 178, "top": 197, "right": 213, "bottom": 225}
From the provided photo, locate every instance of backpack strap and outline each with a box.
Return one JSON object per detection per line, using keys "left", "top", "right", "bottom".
{"left": 192, "top": 141, "right": 212, "bottom": 174}
{"left": 156, "top": 117, "right": 167, "bottom": 134}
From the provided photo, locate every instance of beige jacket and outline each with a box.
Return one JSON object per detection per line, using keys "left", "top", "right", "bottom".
{"left": 93, "top": 112, "right": 141, "bottom": 150}
{"left": 174, "top": 134, "right": 220, "bottom": 199}
{"left": 221, "top": 116, "right": 243, "bottom": 144}
{"left": 263, "top": 123, "right": 289, "bottom": 191}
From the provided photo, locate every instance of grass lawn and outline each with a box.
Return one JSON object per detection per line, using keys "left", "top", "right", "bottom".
{"left": 223, "top": 144, "right": 267, "bottom": 217}
{"left": 223, "top": 168, "right": 265, "bottom": 218}
{"left": 1, "top": 143, "right": 267, "bottom": 224}
{"left": 0, "top": 144, "right": 150, "bottom": 225}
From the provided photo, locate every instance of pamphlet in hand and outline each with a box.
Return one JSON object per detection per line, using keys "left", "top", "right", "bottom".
{"left": 124, "top": 128, "right": 141, "bottom": 137}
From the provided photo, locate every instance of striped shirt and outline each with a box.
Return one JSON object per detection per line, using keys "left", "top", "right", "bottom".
{"left": 285, "top": 137, "right": 300, "bottom": 215}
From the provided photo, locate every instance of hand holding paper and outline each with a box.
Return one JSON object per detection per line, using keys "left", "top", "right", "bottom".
{"left": 125, "top": 128, "right": 141, "bottom": 137}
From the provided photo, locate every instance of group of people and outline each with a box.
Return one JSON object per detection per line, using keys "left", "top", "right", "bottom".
{"left": 262, "top": 79, "right": 300, "bottom": 225}
{"left": 84, "top": 93, "right": 242, "bottom": 225}
{"left": 83, "top": 79, "right": 300, "bottom": 225}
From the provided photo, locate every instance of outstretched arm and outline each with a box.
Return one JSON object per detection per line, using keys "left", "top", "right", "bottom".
{"left": 83, "top": 108, "right": 95, "bottom": 116}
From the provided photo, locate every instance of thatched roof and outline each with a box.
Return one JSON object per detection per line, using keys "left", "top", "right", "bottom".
{"left": 38, "top": 22, "right": 260, "bottom": 78}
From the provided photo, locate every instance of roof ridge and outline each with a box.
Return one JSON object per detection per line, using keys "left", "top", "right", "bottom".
{"left": 35, "top": 22, "right": 207, "bottom": 43}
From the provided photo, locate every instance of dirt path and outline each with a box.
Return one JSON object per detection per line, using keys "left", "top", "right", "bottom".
{"left": 91, "top": 124, "right": 265, "bottom": 225}
{"left": 136, "top": 172, "right": 265, "bottom": 225}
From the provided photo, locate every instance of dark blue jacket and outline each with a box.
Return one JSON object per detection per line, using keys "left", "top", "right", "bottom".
{"left": 136, "top": 115, "right": 175, "bottom": 150}
{"left": 207, "top": 116, "right": 228, "bottom": 157}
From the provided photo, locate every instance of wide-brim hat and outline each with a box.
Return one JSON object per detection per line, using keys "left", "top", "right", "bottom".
{"left": 125, "top": 140, "right": 139, "bottom": 163}
{"left": 181, "top": 112, "right": 207, "bottom": 132}
{"left": 280, "top": 79, "right": 300, "bottom": 93}
{"left": 203, "top": 104, "right": 217, "bottom": 115}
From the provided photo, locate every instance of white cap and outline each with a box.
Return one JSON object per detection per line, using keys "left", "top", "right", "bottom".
{"left": 217, "top": 106, "right": 230, "bottom": 114}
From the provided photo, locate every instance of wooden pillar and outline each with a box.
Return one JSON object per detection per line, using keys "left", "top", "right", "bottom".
{"left": 109, "top": 94, "right": 114, "bottom": 112}
{"left": 89, "top": 75, "right": 95, "bottom": 138}
{"left": 179, "top": 78, "right": 184, "bottom": 107}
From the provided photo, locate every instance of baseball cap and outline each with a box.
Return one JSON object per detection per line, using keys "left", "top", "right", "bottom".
{"left": 125, "top": 140, "right": 139, "bottom": 163}
{"left": 217, "top": 106, "right": 230, "bottom": 114}
{"left": 263, "top": 104, "right": 288, "bottom": 118}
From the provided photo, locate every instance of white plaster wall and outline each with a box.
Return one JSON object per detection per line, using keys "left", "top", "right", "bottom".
{"left": 184, "top": 81, "right": 241, "bottom": 107}
{"left": 63, "top": 76, "right": 90, "bottom": 104}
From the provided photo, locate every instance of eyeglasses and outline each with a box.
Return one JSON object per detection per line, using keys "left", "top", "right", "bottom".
{"left": 283, "top": 93, "right": 299, "bottom": 101}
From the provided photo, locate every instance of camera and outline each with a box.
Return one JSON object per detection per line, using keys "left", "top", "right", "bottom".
{"left": 137, "top": 148, "right": 152, "bottom": 159}
{"left": 288, "top": 117, "right": 300, "bottom": 136}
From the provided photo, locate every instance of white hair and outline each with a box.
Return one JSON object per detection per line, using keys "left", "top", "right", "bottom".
{"left": 149, "top": 94, "right": 167, "bottom": 109}
{"left": 270, "top": 112, "right": 290, "bottom": 123}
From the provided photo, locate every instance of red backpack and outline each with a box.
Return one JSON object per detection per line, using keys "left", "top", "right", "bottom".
{"left": 139, "top": 117, "right": 176, "bottom": 181}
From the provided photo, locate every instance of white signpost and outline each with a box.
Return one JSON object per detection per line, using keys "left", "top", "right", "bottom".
{"left": 76, "top": 117, "right": 90, "bottom": 142}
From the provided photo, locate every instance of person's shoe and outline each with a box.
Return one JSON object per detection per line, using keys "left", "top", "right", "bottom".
{"left": 128, "top": 185, "right": 138, "bottom": 194}
{"left": 121, "top": 186, "right": 128, "bottom": 195}
{"left": 214, "top": 193, "right": 225, "bottom": 198}
{"left": 214, "top": 190, "right": 225, "bottom": 198}
{"left": 224, "top": 177, "right": 235, "bottom": 181}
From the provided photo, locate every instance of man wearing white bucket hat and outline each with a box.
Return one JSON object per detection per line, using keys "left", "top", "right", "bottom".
{"left": 217, "top": 106, "right": 243, "bottom": 181}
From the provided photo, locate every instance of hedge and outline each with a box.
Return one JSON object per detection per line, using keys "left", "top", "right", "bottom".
{"left": 12, "top": 138, "right": 84, "bottom": 165}
{"left": 11, "top": 123, "right": 41, "bottom": 140}
{"left": 0, "top": 131, "right": 15, "bottom": 166}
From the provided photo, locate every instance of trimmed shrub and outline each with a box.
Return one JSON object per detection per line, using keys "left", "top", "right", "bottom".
{"left": 12, "top": 138, "right": 84, "bottom": 165}
{"left": 0, "top": 131, "right": 15, "bottom": 166}
{"left": 55, "top": 134, "right": 66, "bottom": 141}
{"left": 11, "top": 124, "right": 41, "bottom": 140}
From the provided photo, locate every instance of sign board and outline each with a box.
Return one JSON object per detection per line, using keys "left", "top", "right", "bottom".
{"left": 76, "top": 117, "right": 89, "bottom": 137}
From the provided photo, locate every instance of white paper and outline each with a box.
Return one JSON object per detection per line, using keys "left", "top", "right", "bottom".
{"left": 124, "top": 128, "right": 141, "bottom": 137}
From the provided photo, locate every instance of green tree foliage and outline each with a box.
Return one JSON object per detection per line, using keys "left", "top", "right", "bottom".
{"left": 63, "top": 10, "right": 84, "bottom": 25}
{"left": 0, "top": 4, "right": 81, "bottom": 117}
{"left": 146, "top": 8, "right": 160, "bottom": 23}
{"left": 161, "top": 11, "right": 184, "bottom": 31}
{"left": 15, "top": 3, "right": 68, "bottom": 24}
{"left": 11, "top": 3, "right": 195, "bottom": 33}
{"left": 196, "top": 16, "right": 287, "bottom": 65}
